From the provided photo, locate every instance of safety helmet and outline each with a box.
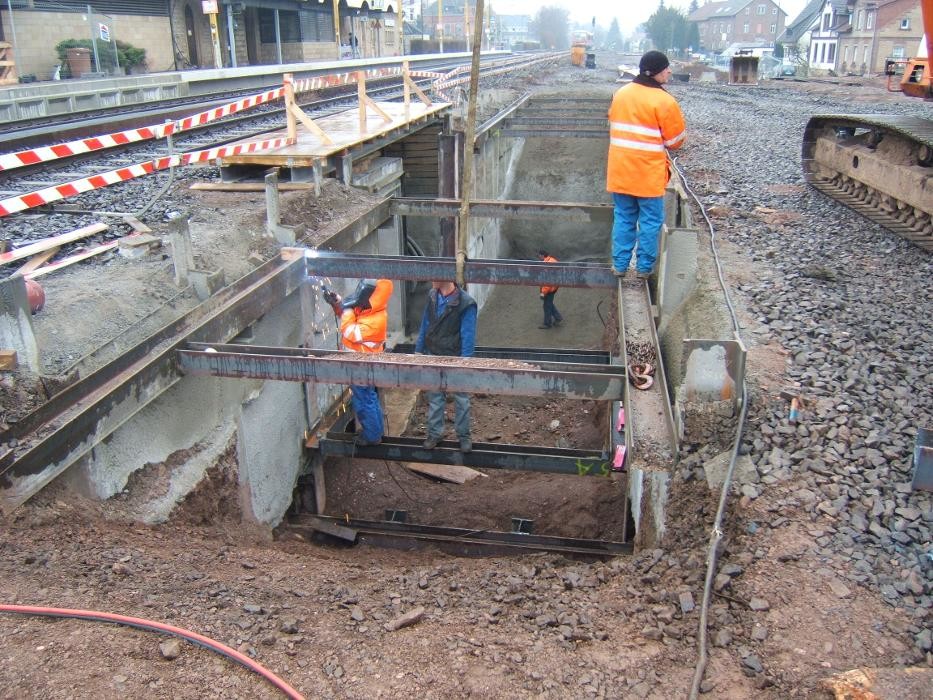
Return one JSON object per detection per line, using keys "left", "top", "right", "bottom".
{"left": 341, "top": 278, "right": 378, "bottom": 310}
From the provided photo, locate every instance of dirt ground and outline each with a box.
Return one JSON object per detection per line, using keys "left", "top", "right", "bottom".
{"left": 1, "top": 57, "right": 930, "bottom": 699}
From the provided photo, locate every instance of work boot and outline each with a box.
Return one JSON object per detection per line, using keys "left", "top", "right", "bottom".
{"left": 423, "top": 435, "right": 440, "bottom": 449}
{"left": 636, "top": 270, "right": 653, "bottom": 281}
{"left": 354, "top": 435, "right": 381, "bottom": 447}
{"left": 459, "top": 437, "right": 473, "bottom": 453}
{"left": 612, "top": 267, "right": 626, "bottom": 277}
{"left": 538, "top": 324, "right": 551, "bottom": 329}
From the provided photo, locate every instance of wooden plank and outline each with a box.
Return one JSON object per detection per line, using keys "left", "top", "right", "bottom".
{"left": 25, "top": 241, "right": 117, "bottom": 279}
{"left": 0, "top": 223, "right": 108, "bottom": 266}
{"left": 403, "top": 462, "right": 485, "bottom": 484}
{"left": 12, "top": 246, "right": 59, "bottom": 277}
{"left": 122, "top": 215, "right": 151, "bottom": 234}
{"left": 189, "top": 182, "right": 315, "bottom": 192}
{"left": 306, "top": 515, "right": 357, "bottom": 542}
{"left": 0, "top": 350, "right": 17, "bottom": 371}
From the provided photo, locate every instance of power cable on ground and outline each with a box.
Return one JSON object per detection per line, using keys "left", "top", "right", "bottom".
{"left": 671, "top": 158, "right": 750, "bottom": 700}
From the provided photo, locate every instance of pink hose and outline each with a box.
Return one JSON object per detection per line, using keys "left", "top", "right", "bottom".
{"left": 0, "top": 603, "right": 305, "bottom": 700}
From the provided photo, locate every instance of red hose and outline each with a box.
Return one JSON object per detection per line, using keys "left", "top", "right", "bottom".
{"left": 0, "top": 604, "right": 305, "bottom": 700}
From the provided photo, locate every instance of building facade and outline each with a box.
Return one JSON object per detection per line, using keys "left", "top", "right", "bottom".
{"left": 836, "top": 0, "right": 924, "bottom": 75}
{"left": 688, "top": 0, "right": 788, "bottom": 53}
{"left": 0, "top": 0, "right": 403, "bottom": 81}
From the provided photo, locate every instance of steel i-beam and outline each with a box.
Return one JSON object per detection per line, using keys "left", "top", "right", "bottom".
{"left": 298, "top": 250, "right": 619, "bottom": 288}
{"left": 178, "top": 343, "right": 625, "bottom": 400}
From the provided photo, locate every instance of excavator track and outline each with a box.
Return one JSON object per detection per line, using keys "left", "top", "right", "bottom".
{"left": 802, "top": 114, "right": 933, "bottom": 252}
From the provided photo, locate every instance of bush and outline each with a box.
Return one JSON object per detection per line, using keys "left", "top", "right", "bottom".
{"left": 55, "top": 38, "right": 147, "bottom": 75}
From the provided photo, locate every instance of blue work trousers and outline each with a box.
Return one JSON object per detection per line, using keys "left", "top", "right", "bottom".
{"left": 426, "top": 391, "right": 471, "bottom": 440}
{"left": 350, "top": 385, "right": 384, "bottom": 442}
{"left": 611, "top": 192, "right": 665, "bottom": 274}
{"left": 542, "top": 292, "right": 562, "bottom": 327}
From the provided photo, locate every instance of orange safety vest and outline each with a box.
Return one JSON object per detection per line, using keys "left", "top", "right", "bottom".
{"left": 606, "top": 82, "right": 686, "bottom": 198}
{"left": 540, "top": 255, "right": 559, "bottom": 295}
{"left": 339, "top": 279, "right": 393, "bottom": 353}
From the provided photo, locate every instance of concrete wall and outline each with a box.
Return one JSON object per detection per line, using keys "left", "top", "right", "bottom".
{"left": 2, "top": 11, "right": 173, "bottom": 80}
{"left": 66, "top": 289, "right": 307, "bottom": 526}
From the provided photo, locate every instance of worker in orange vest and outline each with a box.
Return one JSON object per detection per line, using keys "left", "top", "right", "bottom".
{"left": 607, "top": 50, "right": 686, "bottom": 279}
{"left": 323, "top": 278, "right": 394, "bottom": 446}
{"left": 537, "top": 249, "right": 563, "bottom": 329}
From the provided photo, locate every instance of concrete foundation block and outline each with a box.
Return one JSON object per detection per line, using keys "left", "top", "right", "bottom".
{"left": 0, "top": 276, "right": 39, "bottom": 374}
{"left": 190, "top": 268, "right": 225, "bottom": 301}
{"left": 118, "top": 233, "right": 162, "bottom": 259}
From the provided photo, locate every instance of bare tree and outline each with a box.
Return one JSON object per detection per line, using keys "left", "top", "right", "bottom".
{"left": 530, "top": 6, "right": 570, "bottom": 50}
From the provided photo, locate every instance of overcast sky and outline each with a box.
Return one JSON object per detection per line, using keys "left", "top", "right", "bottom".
{"left": 490, "top": 0, "right": 808, "bottom": 35}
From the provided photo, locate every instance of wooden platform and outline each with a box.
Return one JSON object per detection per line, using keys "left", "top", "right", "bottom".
{"left": 221, "top": 101, "right": 451, "bottom": 168}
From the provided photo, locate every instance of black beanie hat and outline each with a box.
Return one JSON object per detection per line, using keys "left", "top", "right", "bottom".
{"left": 639, "top": 50, "right": 670, "bottom": 76}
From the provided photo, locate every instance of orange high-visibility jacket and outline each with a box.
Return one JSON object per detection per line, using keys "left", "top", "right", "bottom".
{"left": 540, "top": 255, "right": 559, "bottom": 295}
{"left": 339, "top": 279, "right": 393, "bottom": 353}
{"left": 606, "top": 82, "right": 686, "bottom": 198}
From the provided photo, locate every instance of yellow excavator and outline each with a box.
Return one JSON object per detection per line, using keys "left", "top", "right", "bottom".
{"left": 802, "top": 0, "right": 932, "bottom": 251}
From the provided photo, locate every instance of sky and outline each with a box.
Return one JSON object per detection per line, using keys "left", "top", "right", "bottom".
{"left": 489, "top": 0, "right": 809, "bottom": 35}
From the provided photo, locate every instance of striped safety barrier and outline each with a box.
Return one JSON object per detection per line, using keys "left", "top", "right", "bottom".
{"left": 0, "top": 136, "right": 290, "bottom": 217}
{"left": 0, "top": 66, "right": 441, "bottom": 174}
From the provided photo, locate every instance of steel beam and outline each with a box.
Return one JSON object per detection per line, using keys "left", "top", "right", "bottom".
{"left": 507, "top": 117, "right": 607, "bottom": 127}
{"left": 390, "top": 197, "right": 613, "bottom": 223}
{"left": 0, "top": 251, "right": 307, "bottom": 513}
{"left": 292, "top": 515, "right": 633, "bottom": 556}
{"left": 392, "top": 343, "right": 610, "bottom": 365}
{"left": 298, "top": 251, "right": 619, "bottom": 289}
{"left": 320, "top": 434, "right": 614, "bottom": 477}
{"left": 178, "top": 343, "right": 625, "bottom": 400}
{"left": 501, "top": 128, "right": 606, "bottom": 138}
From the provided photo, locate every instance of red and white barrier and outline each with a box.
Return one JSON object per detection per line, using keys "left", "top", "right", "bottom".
{"left": 0, "top": 135, "right": 290, "bottom": 217}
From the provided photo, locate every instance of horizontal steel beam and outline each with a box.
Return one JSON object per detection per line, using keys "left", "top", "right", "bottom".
{"left": 297, "top": 251, "right": 619, "bottom": 288}
{"left": 502, "top": 128, "right": 607, "bottom": 138}
{"left": 507, "top": 117, "right": 607, "bottom": 127}
{"left": 392, "top": 343, "right": 610, "bottom": 365}
{"left": 320, "top": 434, "right": 614, "bottom": 476}
{"left": 178, "top": 344, "right": 625, "bottom": 400}
{"left": 390, "top": 197, "right": 613, "bottom": 223}
{"left": 0, "top": 251, "right": 308, "bottom": 513}
{"left": 293, "top": 515, "right": 633, "bottom": 556}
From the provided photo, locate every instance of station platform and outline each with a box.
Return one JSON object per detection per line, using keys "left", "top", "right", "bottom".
{"left": 0, "top": 51, "right": 497, "bottom": 124}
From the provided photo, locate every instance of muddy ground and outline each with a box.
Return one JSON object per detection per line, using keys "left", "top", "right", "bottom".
{"left": 1, "top": 56, "right": 930, "bottom": 699}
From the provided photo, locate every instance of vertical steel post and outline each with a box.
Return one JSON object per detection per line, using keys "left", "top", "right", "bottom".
{"left": 332, "top": 0, "right": 341, "bottom": 59}
{"left": 455, "top": 0, "right": 484, "bottom": 287}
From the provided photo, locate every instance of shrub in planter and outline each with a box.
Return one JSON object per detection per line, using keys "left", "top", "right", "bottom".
{"left": 55, "top": 38, "right": 147, "bottom": 76}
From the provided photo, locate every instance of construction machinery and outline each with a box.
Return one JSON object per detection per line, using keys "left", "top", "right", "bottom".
{"left": 571, "top": 30, "right": 593, "bottom": 67}
{"left": 801, "top": 0, "right": 933, "bottom": 251}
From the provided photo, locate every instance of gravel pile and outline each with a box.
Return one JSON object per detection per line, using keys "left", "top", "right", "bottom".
{"left": 673, "top": 81, "right": 932, "bottom": 659}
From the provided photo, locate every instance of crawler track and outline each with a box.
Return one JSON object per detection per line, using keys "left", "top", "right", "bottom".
{"left": 802, "top": 114, "right": 933, "bottom": 251}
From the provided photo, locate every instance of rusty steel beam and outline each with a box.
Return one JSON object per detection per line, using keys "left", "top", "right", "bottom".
{"left": 390, "top": 197, "right": 613, "bottom": 223}
{"left": 299, "top": 251, "right": 619, "bottom": 289}
{"left": 0, "top": 250, "right": 307, "bottom": 513}
{"left": 501, "top": 128, "right": 606, "bottom": 138}
{"left": 178, "top": 343, "right": 625, "bottom": 400}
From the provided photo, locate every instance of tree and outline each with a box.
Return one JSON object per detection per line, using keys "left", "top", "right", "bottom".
{"left": 643, "top": 5, "right": 692, "bottom": 57}
{"left": 606, "top": 18, "right": 622, "bottom": 50}
{"left": 530, "top": 6, "right": 570, "bottom": 50}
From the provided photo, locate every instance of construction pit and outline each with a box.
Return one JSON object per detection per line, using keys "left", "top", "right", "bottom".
{"left": 6, "top": 65, "right": 928, "bottom": 699}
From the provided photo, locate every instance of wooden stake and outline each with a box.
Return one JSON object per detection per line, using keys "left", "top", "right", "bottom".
{"left": 284, "top": 73, "right": 298, "bottom": 142}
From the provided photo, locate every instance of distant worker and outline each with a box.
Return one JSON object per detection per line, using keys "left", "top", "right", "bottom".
{"left": 415, "top": 280, "right": 477, "bottom": 452}
{"left": 323, "top": 279, "right": 394, "bottom": 446}
{"left": 607, "top": 50, "right": 686, "bottom": 279}
{"left": 537, "top": 250, "right": 563, "bottom": 329}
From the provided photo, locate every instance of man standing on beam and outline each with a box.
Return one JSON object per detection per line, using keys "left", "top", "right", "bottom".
{"left": 415, "top": 280, "right": 478, "bottom": 453}
{"left": 607, "top": 50, "right": 686, "bottom": 280}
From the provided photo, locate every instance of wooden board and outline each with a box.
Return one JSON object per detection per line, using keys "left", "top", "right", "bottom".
{"left": 0, "top": 350, "right": 17, "bottom": 371}
{"left": 25, "top": 241, "right": 117, "bottom": 279}
{"left": 403, "top": 462, "right": 485, "bottom": 484}
{"left": 221, "top": 100, "right": 451, "bottom": 168}
{"left": 0, "top": 223, "right": 107, "bottom": 266}
{"left": 189, "top": 182, "right": 315, "bottom": 192}
{"left": 12, "top": 246, "right": 59, "bottom": 277}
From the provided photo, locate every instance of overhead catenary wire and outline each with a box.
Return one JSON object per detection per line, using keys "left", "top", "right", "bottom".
{"left": 670, "top": 158, "right": 750, "bottom": 700}
{"left": 0, "top": 603, "right": 305, "bottom": 700}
